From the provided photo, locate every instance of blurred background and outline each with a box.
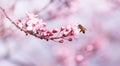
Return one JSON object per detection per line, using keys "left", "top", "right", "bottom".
{"left": 0, "top": 0, "right": 120, "bottom": 66}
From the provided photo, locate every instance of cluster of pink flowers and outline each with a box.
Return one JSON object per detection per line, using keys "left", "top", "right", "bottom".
{"left": 16, "top": 13, "right": 80, "bottom": 43}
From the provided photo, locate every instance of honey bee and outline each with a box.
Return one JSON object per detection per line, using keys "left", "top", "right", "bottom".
{"left": 78, "top": 24, "right": 87, "bottom": 34}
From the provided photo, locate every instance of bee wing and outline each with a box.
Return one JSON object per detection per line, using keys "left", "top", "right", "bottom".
{"left": 85, "top": 28, "right": 87, "bottom": 31}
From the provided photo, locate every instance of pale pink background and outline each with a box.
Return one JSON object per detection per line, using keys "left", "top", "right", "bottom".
{"left": 0, "top": 0, "right": 120, "bottom": 66}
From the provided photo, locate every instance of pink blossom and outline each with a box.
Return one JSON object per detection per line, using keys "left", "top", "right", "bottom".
{"left": 86, "top": 45, "right": 94, "bottom": 52}
{"left": 68, "top": 38, "right": 72, "bottom": 41}
{"left": 75, "top": 55, "right": 84, "bottom": 62}
{"left": 58, "top": 39, "right": 64, "bottom": 43}
{"left": 52, "top": 28, "right": 59, "bottom": 33}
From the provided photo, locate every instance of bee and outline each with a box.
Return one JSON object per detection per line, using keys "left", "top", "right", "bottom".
{"left": 78, "top": 24, "right": 87, "bottom": 34}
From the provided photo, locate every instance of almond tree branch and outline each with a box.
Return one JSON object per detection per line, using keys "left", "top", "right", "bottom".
{"left": 0, "top": 6, "right": 86, "bottom": 43}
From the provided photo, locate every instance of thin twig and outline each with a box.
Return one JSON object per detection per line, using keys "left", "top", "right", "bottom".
{"left": 0, "top": 7, "right": 22, "bottom": 30}
{"left": 36, "top": 0, "right": 54, "bottom": 14}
